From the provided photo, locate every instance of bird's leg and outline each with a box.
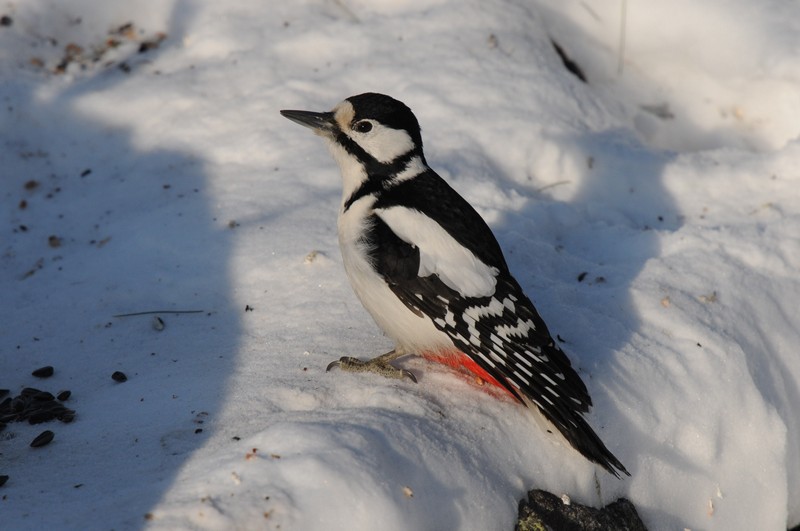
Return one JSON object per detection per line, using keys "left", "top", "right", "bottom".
{"left": 326, "top": 348, "right": 417, "bottom": 383}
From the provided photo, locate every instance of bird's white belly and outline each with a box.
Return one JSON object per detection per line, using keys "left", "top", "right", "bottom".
{"left": 337, "top": 200, "right": 452, "bottom": 354}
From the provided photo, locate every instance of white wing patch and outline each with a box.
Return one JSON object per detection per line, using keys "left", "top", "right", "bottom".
{"left": 375, "top": 206, "right": 499, "bottom": 297}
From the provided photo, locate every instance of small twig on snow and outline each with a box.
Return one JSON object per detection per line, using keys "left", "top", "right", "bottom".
{"left": 113, "top": 310, "right": 204, "bottom": 318}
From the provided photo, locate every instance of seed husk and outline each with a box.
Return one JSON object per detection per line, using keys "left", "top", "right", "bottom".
{"left": 112, "top": 371, "right": 128, "bottom": 382}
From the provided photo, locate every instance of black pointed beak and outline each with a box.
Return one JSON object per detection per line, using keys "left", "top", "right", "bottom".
{"left": 280, "top": 109, "right": 336, "bottom": 133}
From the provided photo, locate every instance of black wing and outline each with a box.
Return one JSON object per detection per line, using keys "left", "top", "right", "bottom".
{"left": 374, "top": 169, "right": 510, "bottom": 275}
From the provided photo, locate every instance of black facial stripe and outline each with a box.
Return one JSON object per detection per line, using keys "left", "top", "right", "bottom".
{"left": 341, "top": 146, "right": 422, "bottom": 212}
{"left": 335, "top": 130, "right": 373, "bottom": 168}
{"left": 343, "top": 176, "right": 384, "bottom": 213}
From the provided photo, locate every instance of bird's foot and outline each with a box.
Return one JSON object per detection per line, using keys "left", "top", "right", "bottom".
{"left": 326, "top": 350, "right": 417, "bottom": 383}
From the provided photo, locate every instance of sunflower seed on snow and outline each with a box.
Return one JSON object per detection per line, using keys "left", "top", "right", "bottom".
{"left": 10, "top": 398, "right": 26, "bottom": 413}
{"left": 29, "top": 411, "right": 56, "bottom": 424}
{"left": 152, "top": 316, "right": 165, "bottom": 331}
{"left": 33, "top": 391, "right": 55, "bottom": 401}
{"left": 30, "top": 430, "right": 54, "bottom": 447}
{"left": 32, "top": 366, "right": 54, "bottom": 378}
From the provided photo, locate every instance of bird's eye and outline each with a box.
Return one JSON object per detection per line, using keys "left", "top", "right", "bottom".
{"left": 354, "top": 121, "right": 373, "bottom": 133}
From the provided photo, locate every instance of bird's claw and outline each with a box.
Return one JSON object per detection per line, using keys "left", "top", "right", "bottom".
{"left": 326, "top": 356, "right": 417, "bottom": 383}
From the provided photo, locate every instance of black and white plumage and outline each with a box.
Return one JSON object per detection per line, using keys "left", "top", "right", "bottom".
{"left": 280, "top": 93, "right": 628, "bottom": 478}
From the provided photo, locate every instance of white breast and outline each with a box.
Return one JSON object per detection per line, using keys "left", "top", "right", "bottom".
{"left": 337, "top": 196, "right": 452, "bottom": 354}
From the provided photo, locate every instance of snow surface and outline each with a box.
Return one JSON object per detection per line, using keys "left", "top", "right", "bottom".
{"left": 2, "top": 0, "right": 799, "bottom": 529}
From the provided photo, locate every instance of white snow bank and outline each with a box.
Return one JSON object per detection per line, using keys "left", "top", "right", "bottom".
{"left": 1, "top": 0, "right": 798, "bottom": 530}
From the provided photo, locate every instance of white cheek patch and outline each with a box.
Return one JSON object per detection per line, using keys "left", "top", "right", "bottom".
{"left": 376, "top": 206, "right": 498, "bottom": 297}
{"left": 355, "top": 125, "right": 415, "bottom": 163}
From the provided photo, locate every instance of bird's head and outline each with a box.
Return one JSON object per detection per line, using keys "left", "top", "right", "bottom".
{"left": 281, "top": 93, "right": 424, "bottom": 166}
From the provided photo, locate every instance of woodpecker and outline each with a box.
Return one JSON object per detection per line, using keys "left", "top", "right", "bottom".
{"left": 280, "top": 93, "right": 629, "bottom": 478}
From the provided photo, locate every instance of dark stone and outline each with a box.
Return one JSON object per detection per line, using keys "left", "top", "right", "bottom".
{"left": 516, "top": 489, "right": 647, "bottom": 531}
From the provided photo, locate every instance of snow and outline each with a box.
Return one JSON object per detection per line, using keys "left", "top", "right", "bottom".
{"left": 1, "top": 0, "right": 799, "bottom": 529}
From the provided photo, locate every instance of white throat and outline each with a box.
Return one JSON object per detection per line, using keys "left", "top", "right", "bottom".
{"left": 327, "top": 140, "right": 368, "bottom": 205}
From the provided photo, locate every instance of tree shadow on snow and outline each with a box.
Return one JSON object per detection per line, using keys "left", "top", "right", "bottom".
{"left": 0, "top": 2, "right": 241, "bottom": 528}
{"left": 491, "top": 127, "right": 680, "bottom": 481}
